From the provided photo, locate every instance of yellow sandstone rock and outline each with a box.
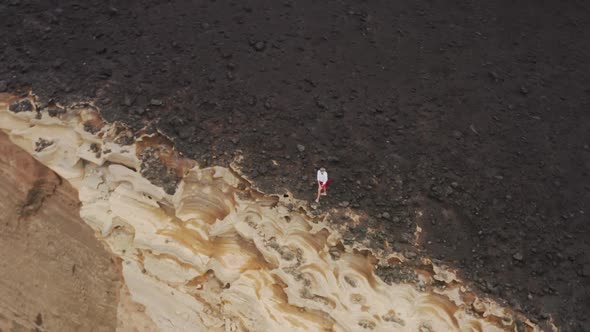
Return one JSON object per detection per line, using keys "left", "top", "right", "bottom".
{"left": 0, "top": 92, "right": 548, "bottom": 332}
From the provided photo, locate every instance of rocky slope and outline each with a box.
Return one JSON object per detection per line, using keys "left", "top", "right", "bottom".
{"left": 1, "top": 0, "right": 589, "bottom": 330}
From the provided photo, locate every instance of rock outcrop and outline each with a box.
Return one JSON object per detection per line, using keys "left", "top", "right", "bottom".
{"left": 0, "top": 92, "right": 547, "bottom": 331}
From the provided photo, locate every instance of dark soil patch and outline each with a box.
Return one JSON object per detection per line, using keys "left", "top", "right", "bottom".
{"left": 2, "top": 0, "right": 589, "bottom": 330}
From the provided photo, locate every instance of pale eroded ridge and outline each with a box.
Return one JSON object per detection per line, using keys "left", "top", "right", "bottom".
{"left": 0, "top": 93, "right": 546, "bottom": 332}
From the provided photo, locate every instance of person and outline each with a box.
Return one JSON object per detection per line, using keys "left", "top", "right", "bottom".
{"left": 315, "top": 167, "right": 330, "bottom": 202}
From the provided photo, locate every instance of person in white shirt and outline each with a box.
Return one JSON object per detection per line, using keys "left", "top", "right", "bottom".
{"left": 315, "top": 167, "right": 330, "bottom": 202}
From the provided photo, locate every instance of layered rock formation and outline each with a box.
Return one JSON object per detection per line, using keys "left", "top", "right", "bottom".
{"left": 0, "top": 92, "right": 547, "bottom": 331}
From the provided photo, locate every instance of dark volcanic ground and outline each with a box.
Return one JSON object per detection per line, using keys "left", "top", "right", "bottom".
{"left": 2, "top": 0, "right": 590, "bottom": 330}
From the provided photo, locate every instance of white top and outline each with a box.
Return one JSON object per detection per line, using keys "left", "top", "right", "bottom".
{"left": 317, "top": 170, "right": 328, "bottom": 183}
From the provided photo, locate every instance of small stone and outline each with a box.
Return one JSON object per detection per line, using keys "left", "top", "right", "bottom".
{"left": 231, "top": 137, "right": 239, "bottom": 144}
{"left": 9, "top": 99, "right": 34, "bottom": 113}
{"left": 150, "top": 99, "right": 163, "bottom": 106}
{"left": 279, "top": 246, "right": 295, "bottom": 260}
{"left": 35, "top": 138, "right": 54, "bottom": 152}
{"left": 47, "top": 104, "right": 65, "bottom": 117}
{"left": 329, "top": 247, "right": 341, "bottom": 260}
{"left": 358, "top": 320, "right": 376, "bottom": 330}
{"left": 315, "top": 97, "right": 327, "bottom": 109}
{"left": 122, "top": 95, "right": 134, "bottom": 106}
{"left": 512, "top": 252, "right": 524, "bottom": 261}
{"left": 382, "top": 312, "right": 405, "bottom": 326}
{"left": 404, "top": 251, "right": 417, "bottom": 259}
{"left": 339, "top": 201, "right": 350, "bottom": 208}
{"left": 443, "top": 186, "right": 454, "bottom": 196}
{"left": 452, "top": 130, "right": 463, "bottom": 139}
{"left": 488, "top": 71, "right": 499, "bottom": 81}
{"left": 296, "top": 144, "right": 305, "bottom": 152}
{"left": 381, "top": 212, "right": 391, "bottom": 220}
{"left": 51, "top": 59, "right": 65, "bottom": 69}
{"left": 484, "top": 281, "right": 498, "bottom": 294}
{"left": 132, "top": 107, "right": 145, "bottom": 115}
{"left": 254, "top": 41, "right": 266, "bottom": 51}
{"left": 35, "top": 313, "right": 43, "bottom": 326}
{"left": 89, "top": 143, "right": 100, "bottom": 153}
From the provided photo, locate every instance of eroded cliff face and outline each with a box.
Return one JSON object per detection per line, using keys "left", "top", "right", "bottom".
{"left": 0, "top": 130, "right": 123, "bottom": 331}
{"left": 0, "top": 93, "right": 547, "bottom": 331}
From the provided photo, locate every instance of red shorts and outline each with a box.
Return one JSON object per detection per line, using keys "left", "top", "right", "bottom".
{"left": 319, "top": 180, "right": 331, "bottom": 188}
